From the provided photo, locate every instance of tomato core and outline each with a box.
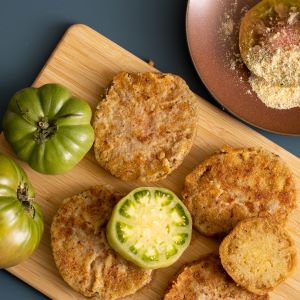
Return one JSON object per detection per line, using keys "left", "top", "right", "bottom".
{"left": 17, "top": 184, "right": 35, "bottom": 218}
{"left": 33, "top": 117, "right": 57, "bottom": 144}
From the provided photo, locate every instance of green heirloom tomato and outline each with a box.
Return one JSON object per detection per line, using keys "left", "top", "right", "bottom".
{"left": 0, "top": 153, "right": 43, "bottom": 268}
{"left": 3, "top": 84, "right": 94, "bottom": 174}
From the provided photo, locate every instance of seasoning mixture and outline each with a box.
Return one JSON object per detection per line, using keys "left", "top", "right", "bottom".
{"left": 250, "top": 75, "right": 300, "bottom": 109}
{"left": 218, "top": 0, "right": 248, "bottom": 74}
{"left": 248, "top": 44, "right": 300, "bottom": 87}
{"left": 239, "top": 0, "right": 300, "bottom": 109}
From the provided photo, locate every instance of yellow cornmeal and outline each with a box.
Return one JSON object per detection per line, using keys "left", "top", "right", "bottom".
{"left": 239, "top": 2, "right": 300, "bottom": 109}
{"left": 249, "top": 74, "right": 300, "bottom": 109}
{"left": 247, "top": 41, "right": 300, "bottom": 109}
{"left": 247, "top": 46, "right": 300, "bottom": 87}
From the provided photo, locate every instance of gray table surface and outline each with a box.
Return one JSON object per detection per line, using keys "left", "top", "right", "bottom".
{"left": 0, "top": 1, "right": 299, "bottom": 299}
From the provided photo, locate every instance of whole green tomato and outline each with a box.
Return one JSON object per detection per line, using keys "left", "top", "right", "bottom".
{"left": 3, "top": 83, "right": 94, "bottom": 174}
{"left": 0, "top": 153, "right": 43, "bottom": 268}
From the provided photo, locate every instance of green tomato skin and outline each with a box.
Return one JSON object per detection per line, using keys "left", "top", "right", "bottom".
{"left": 0, "top": 154, "right": 44, "bottom": 268}
{"left": 2, "top": 84, "right": 95, "bottom": 174}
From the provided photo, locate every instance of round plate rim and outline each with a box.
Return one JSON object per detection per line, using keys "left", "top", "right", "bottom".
{"left": 185, "top": 0, "right": 300, "bottom": 136}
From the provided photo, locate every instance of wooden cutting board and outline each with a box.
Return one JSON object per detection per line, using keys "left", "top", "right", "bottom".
{"left": 1, "top": 24, "right": 300, "bottom": 300}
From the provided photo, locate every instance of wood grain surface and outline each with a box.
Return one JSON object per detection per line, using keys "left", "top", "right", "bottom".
{"left": 1, "top": 24, "right": 299, "bottom": 299}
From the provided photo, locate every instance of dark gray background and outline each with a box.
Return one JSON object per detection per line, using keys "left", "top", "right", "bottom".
{"left": 0, "top": 0, "right": 299, "bottom": 299}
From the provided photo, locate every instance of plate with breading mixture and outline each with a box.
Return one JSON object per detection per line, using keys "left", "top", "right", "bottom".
{"left": 186, "top": 0, "right": 300, "bottom": 135}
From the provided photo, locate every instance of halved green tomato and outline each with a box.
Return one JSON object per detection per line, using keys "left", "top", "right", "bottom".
{"left": 106, "top": 187, "right": 192, "bottom": 269}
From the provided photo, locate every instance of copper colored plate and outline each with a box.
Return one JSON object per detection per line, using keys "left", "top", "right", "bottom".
{"left": 186, "top": 0, "right": 300, "bottom": 135}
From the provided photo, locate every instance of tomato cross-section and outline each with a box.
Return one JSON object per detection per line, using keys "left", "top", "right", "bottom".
{"left": 106, "top": 187, "right": 192, "bottom": 269}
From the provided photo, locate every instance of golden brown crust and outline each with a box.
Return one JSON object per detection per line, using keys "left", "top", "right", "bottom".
{"left": 51, "top": 186, "right": 152, "bottom": 300}
{"left": 93, "top": 72, "right": 198, "bottom": 182}
{"left": 164, "top": 254, "right": 269, "bottom": 300}
{"left": 220, "top": 218, "right": 297, "bottom": 295}
{"left": 182, "top": 146, "right": 296, "bottom": 236}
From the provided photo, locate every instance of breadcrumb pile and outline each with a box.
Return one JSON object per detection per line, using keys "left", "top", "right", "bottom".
{"left": 240, "top": 2, "right": 300, "bottom": 109}
{"left": 250, "top": 74, "right": 300, "bottom": 109}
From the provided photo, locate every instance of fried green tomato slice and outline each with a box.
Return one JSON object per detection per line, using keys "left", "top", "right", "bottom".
{"left": 239, "top": 0, "right": 300, "bottom": 86}
{"left": 106, "top": 187, "right": 192, "bottom": 269}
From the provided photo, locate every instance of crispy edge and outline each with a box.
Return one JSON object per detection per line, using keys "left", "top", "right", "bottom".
{"left": 93, "top": 71, "right": 198, "bottom": 182}
{"left": 50, "top": 185, "right": 153, "bottom": 299}
{"left": 219, "top": 217, "right": 297, "bottom": 295}
{"left": 182, "top": 146, "right": 297, "bottom": 236}
{"left": 164, "top": 253, "right": 269, "bottom": 300}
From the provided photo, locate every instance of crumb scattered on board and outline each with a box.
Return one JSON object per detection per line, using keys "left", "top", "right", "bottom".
{"left": 147, "top": 59, "right": 155, "bottom": 67}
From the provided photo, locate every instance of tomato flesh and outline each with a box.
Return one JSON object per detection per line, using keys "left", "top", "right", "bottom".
{"left": 106, "top": 187, "right": 192, "bottom": 269}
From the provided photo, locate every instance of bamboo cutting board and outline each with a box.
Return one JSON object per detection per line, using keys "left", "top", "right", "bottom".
{"left": 1, "top": 24, "right": 300, "bottom": 300}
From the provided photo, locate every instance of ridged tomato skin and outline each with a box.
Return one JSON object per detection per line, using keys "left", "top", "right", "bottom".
{"left": 0, "top": 154, "right": 43, "bottom": 268}
{"left": 3, "top": 83, "right": 94, "bottom": 174}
